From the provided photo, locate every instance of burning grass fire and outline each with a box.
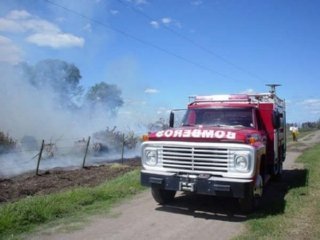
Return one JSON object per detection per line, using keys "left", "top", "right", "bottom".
{"left": 0, "top": 60, "right": 153, "bottom": 178}
{"left": 0, "top": 128, "right": 141, "bottom": 178}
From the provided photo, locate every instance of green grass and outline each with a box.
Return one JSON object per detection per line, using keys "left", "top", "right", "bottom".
{"left": 0, "top": 169, "right": 144, "bottom": 240}
{"left": 234, "top": 143, "right": 320, "bottom": 240}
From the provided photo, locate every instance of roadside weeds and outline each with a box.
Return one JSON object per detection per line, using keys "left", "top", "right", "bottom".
{"left": 0, "top": 169, "right": 144, "bottom": 240}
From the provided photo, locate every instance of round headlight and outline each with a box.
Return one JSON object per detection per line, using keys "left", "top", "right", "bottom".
{"left": 235, "top": 155, "right": 248, "bottom": 171}
{"left": 145, "top": 149, "right": 158, "bottom": 166}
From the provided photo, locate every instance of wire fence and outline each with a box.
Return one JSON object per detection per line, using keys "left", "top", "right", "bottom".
{"left": 0, "top": 135, "right": 141, "bottom": 178}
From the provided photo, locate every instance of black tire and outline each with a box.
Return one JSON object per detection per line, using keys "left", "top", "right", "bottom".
{"left": 151, "top": 186, "right": 176, "bottom": 204}
{"left": 272, "top": 160, "right": 283, "bottom": 181}
{"left": 239, "top": 185, "right": 261, "bottom": 214}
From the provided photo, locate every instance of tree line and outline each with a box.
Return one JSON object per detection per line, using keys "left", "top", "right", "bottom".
{"left": 17, "top": 59, "right": 124, "bottom": 114}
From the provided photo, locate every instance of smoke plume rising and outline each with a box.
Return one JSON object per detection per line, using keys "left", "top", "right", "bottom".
{"left": 0, "top": 60, "right": 144, "bottom": 177}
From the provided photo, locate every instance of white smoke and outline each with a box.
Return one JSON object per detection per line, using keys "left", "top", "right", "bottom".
{"left": 0, "top": 61, "right": 148, "bottom": 140}
{"left": 1, "top": 63, "right": 87, "bottom": 140}
{"left": 0, "top": 62, "right": 145, "bottom": 177}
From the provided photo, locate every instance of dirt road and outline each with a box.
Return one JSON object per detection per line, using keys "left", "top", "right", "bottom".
{"left": 30, "top": 131, "right": 320, "bottom": 240}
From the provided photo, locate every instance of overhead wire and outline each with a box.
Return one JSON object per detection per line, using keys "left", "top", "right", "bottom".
{"left": 116, "top": 0, "right": 265, "bottom": 82}
{"left": 45, "top": 0, "right": 238, "bottom": 81}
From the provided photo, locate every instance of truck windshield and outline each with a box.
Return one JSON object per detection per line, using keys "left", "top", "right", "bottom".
{"left": 182, "top": 108, "right": 254, "bottom": 128}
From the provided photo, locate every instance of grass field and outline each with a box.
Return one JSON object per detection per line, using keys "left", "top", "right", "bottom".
{"left": 0, "top": 169, "right": 144, "bottom": 240}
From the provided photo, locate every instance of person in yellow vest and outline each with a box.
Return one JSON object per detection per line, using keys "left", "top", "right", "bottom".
{"left": 289, "top": 126, "right": 299, "bottom": 141}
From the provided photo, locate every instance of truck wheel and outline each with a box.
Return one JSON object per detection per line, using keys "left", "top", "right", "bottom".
{"left": 239, "top": 180, "right": 262, "bottom": 214}
{"left": 238, "top": 195, "right": 254, "bottom": 213}
{"left": 151, "top": 186, "right": 176, "bottom": 204}
{"left": 272, "top": 160, "right": 283, "bottom": 181}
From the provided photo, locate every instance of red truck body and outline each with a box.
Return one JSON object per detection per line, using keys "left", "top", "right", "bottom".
{"left": 141, "top": 86, "right": 286, "bottom": 211}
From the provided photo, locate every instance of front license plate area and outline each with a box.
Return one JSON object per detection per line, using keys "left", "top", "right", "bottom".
{"left": 179, "top": 181, "right": 195, "bottom": 192}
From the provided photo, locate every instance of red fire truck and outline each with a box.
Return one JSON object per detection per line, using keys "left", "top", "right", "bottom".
{"left": 141, "top": 85, "right": 286, "bottom": 212}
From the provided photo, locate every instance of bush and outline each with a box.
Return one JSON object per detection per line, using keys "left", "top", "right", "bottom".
{"left": 0, "top": 131, "right": 16, "bottom": 154}
{"left": 92, "top": 127, "right": 140, "bottom": 152}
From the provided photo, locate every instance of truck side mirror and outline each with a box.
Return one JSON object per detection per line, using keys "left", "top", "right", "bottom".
{"left": 169, "top": 112, "right": 174, "bottom": 128}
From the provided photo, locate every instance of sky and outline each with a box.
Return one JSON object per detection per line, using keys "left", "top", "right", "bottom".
{"left": 0, "top": 0, "right": 319, "bottom": 126}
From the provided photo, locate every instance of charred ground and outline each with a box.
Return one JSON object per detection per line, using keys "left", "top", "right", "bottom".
{"left": 0, "top": 157, "right": 141, "bottom": 203}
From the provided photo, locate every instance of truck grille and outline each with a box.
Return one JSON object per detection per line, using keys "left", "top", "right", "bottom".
{"left": 159, "top": 145, "right": 231, "bottom": 173}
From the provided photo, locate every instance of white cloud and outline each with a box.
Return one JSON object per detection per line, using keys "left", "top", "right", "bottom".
{"left": 301, "top": 99, "right": 320, "bottom": 114}
{"left": 162, "top": 17, "right": 182, "bottom": 28}
{"left": 144, "top": 88, "right": 159, "bottom": 94}
{"left": 301, "top": 99, "right": 320, "bottom": 105}
{"left": 127, "top": 0, "right": 148, "bottom": 5}
{"left": 0, "top": 17, "right": 25, "bottom": 32}
{"left": 7, "top": 10, "right": 31, "bottom": 20}
{"left": 124, "top": 98, "right": 147, "bottom": 106}
{"left": 156, "top": 107, "right": 171, "bottom": 115}
{"left": 191, "top": 0, "right": 203, "bottom": 6}
{"left": 0, "top": 35, "right": 23, "bottom": 64}
{"left": 83, "top": 23, "right": 92, "bottom": 32}
{"left": 26, "top": 33, "right": 84, "bottom": 48}
{"left": 110, "top": 9, "right": 119, "bottom": 15}
{"left": 287, "top": 98, "right": 320, "bottom": 122}
{"left": 55, "top": 17, "right": 65, "bottom": 23}
{"left": 0, "top": 10, "right": 84, "bottom": 49}
{"left": 150, "top": 17, "right": 181, "bottom": 29}
{"left": 0, "top": 11, "right": 59, "bottom": 33}
{"left": 133, "top": 0, "right": 148, "bottom": 5}
{"left": 150, "top": 20, "right": 159, "bottom": 29}
{"left": 161, "top": 17, "right": 172, "bottom": 25}
{"left": 241, "top": 89, "right": 256, "bottom": 94}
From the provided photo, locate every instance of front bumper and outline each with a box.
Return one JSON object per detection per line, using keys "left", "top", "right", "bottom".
{"left": 141, "top": 170, "right": 253, "bottom": 198}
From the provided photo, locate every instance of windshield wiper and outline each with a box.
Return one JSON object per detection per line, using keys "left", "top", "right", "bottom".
{"left": 211, "top": 124, "right": 231, "bottom": 127}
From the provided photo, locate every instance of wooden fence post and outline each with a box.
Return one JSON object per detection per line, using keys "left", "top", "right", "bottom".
{"left": 82, "top": 136, "right": 91, "bottom": 168}
{"left": 121, "top": 133, "right": 125, "bottom": 164}
{"left": 36, "top": 140, "right": 45, "bottom": 176}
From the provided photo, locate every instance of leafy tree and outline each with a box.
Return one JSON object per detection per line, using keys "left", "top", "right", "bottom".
{"left": 301, "top": 119, "right": 320, "bottom": 130}
{"left": 85, "top": 82, "right": 124, "bottom": 114}
{"left": 16, "top": 59, "right": 83, "bottom": 109}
